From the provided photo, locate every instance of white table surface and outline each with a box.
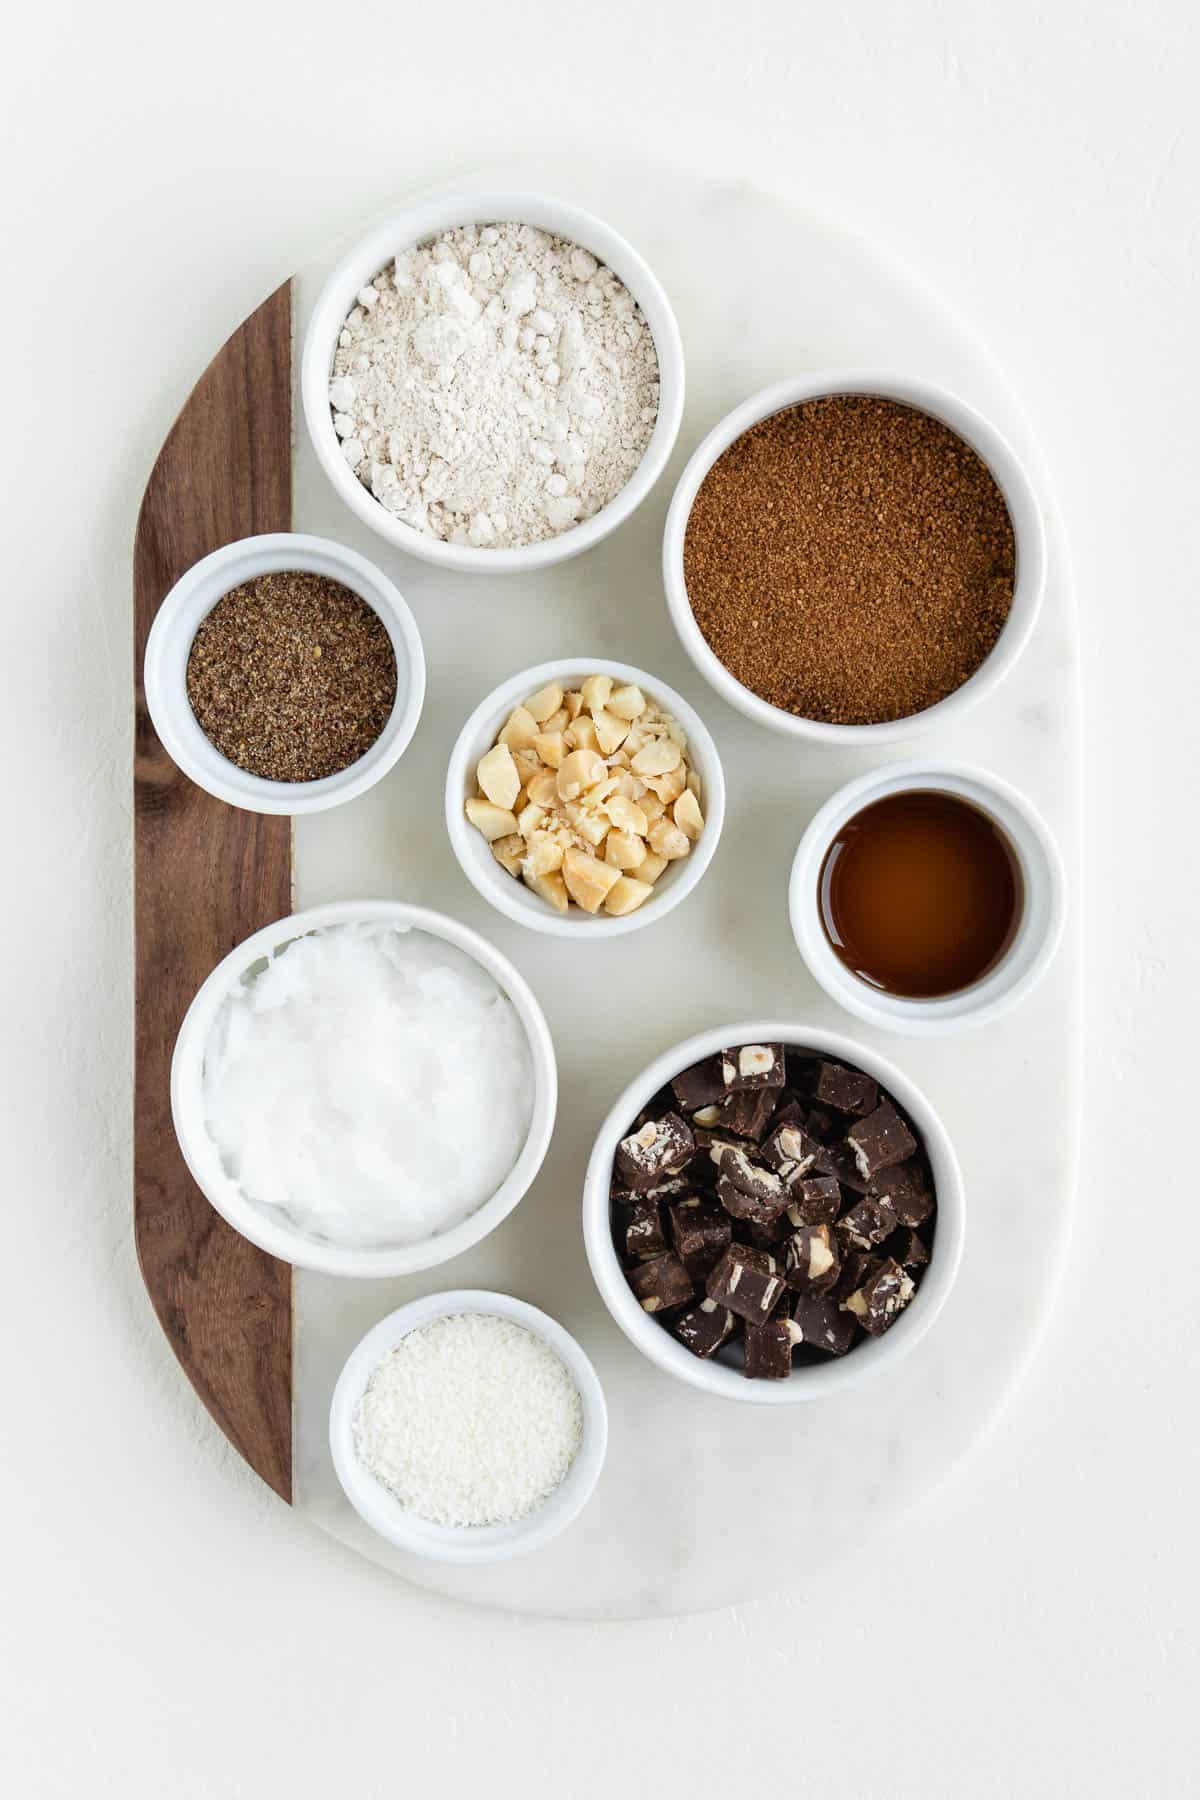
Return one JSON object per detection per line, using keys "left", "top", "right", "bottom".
{"left": 2, "top": 0, "right": 1196, "bottom": 1793}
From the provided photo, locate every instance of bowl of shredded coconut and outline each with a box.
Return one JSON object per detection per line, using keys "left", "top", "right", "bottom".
{"left": 171, "top": 901, "right": 557, "bottom": 1276}
{"left": 300, "top": 188, "right": 685, "bottom": 571}
{"left": 330, "top": 1290, "right": 608, "bottom": 1563}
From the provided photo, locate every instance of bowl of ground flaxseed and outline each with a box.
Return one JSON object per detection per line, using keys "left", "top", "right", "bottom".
{"left": 662, "top": 372, "right": 1046, "bottom": 743}
{"left": 144, "top": 533, "right": 426, "bottom": 814}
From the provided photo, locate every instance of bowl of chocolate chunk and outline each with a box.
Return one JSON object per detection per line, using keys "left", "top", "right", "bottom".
{"left": 582, "top": 1026, "right": 964, "bottom": 1401}
{"left": 662, "top": 370, "right": 1046, "bottom": 744}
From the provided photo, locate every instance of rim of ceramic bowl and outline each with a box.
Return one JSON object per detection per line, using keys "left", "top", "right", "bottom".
{"left": 170, "top": 901, "right": 557, "bottom": 1277}
{"left": 301, "top": 187, "right": 686, "bottom": 574}
{"left": 662, "top": 369, "right": 1047, "bottom": 745}
{"left": 444, "top": 657, "right": 726, "bottom": 938}
{"left": 143, "top": 533, "right": 427, "bottom": 816}
{"left": 582, "top": 1021, "right": 964, "bottom": 1403}
{"left": 329, "top": 1289, "right": 608, "bottom": 1564}
{"left": 789, "top": 760, "right": 1067, "bottom": 1034}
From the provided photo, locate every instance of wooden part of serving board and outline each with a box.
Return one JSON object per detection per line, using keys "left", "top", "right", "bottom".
{"left": 133, "top": 282, "right": 294, "bottom": 1504}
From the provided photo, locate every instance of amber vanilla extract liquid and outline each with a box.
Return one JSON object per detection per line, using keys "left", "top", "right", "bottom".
{"left": 818, "top": 790, "right": 1023, "bottom": 999}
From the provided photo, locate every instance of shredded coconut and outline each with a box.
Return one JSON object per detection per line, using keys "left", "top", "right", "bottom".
{"left": 329, "top": 221, "right": 660, "bottom": 548}
{"left": 354, "top": 1313, "right": 583, "bottom": 1527}
{"left": 202, "top": 922, "right": 533, "bottom": 1249}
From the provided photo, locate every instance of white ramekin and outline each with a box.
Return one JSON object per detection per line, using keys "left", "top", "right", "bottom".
{"left": 171, "top": 901, "right": 557, "bottom": 1278}
{"left": 444, "top": 658, "right": 726, "bottom": 939}
{"left": 662, "top": 370, "right": 1047, "bottom": 745}
{"left": 789, "top": 761, "right": 1066, "bottom": 1034}
{"left": 301, "top": 188, "right": 686, "bottom": 574}
{"left": 329, "top": 1289, "right": 607, "bottom": 1564}
{"left": 143, "top": 533, "right": 426, "bottom": 815}
{"left": 582, "top": 1022, "right": 964, "bottom": 1404}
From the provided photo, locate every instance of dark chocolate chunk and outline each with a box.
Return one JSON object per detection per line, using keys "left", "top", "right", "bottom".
{"left": 667, "top": 1197, "right": 732, "bottom": 1279}
{"left": 714, "top": 1146, "right": 788, "bottom": 1225}
{"left": 785, "top": 1176, "right": 842, "bottom": 1226}
{"left": 714, "top": 1085, "right": 779, "bottom": 1142}
{"left": 841, "top": 1256, "right": 915, "bottom": 1336}
{"left": 834, "top": 1250, "right": 881, "bottom": 1302}
{"left": 623, "top": 1199, "right": 667, "bottom": 1262}
{"left": 625, "top": 1253, "right": 695, "bottom": 1315}
{"left": 615, "top": 1111, "right": 695, "bottom": 1190}
{"left": 747, "top": 1212, "right": 795, "bottom": 1249}
{"left": 837, "top": 1194, "right": 899, "bottom": 1251}
{"left": 867, "top": 1160, "right": 935, "bottom": 1228}
{"left": 706, "top": 1243, "right": 785, "bottom": 1322}
{"left": 670, "top": 1053, "right": 736, "bottom": 1112}
{"left": 791, "top": 1292, "right": 857, "bottom": 1357}
{"left": 888, "top": 1228, "right": 930, "bottom": 1269}
{"left": 725, "top": 1042, "right": 786, "bottom": 1091}
{"left": 846, "top": 1101, "right": 918, "bottom": 1181}
{"left": 762, "top": 1118, "right": 821, "bottom": 1181}
{"left": 815, "top": 1139, "right": 871, "bottom": 1193}
{"left": 744, "top": 1312, "right": 797, "bottom": 1379}
{"left": 814, "top": 1061, "right": 879, "bottom": 1117}
{"left": 671, "top": 1298, "right": 736, "bottom": 1359}
{"left": 783, "top": 1222, "right": 841, "bottom": 1294}
{"left": 804, "top": 1102, "right": 838, "bottom": 1142}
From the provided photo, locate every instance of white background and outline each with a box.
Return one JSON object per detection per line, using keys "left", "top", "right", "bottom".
{"left": 1, "top": 1, "right": 1196, "bottom": 1793}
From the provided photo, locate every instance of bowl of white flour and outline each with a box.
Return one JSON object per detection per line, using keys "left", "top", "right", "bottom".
{"left": 170, "top": 900, "right": 557, "bottom": 1277}
{"left": 301, "top": 188, "right": 685, "bottom": 572}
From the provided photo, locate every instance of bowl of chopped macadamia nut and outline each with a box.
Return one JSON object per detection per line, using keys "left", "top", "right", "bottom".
{"left": 445, "top": 659, "right": 725, "bottom": 937}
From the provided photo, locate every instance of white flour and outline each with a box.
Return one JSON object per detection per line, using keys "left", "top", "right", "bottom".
{"left": 329, "top": 222, "right": 660, "bottom": 548}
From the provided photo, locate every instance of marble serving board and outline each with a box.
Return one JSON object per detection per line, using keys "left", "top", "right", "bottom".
{"left": 136, "top": 154, "right": 1081, "bottom": 1620}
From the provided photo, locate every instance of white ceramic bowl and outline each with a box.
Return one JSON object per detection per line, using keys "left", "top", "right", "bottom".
{"left": 329, "top": 1289, "right": 607, "bottom": 1564}
{"left": 583, "top": 1022, "right": 964, "bottom": 1403}
{"left": 143, "top": 533, "right": 426, "bottom": 815}
{"left": 662, "top": 370, "right": 1047, "bottom": 744}
{"left": 301, "top": 187, "right": 685, "bottom": 573}
{"left": 789, "top": 761, "right": 1066, "bottom": 1034}
{"left": 171, "top": 901, "right": 556, "bottom": 1277}
{"left": 445, "top": 658, "right": 726, "bottom": 938}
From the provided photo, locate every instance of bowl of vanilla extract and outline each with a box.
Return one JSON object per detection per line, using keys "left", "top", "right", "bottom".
{"left": 789, "top": 761, "right": 1065, "bottom": 1034}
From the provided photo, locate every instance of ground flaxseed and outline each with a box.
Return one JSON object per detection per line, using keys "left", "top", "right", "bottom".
{"left": 682, "top": 396, "right": 1016, "bottom": 725}
{"left": 186, "top": 571, "right": 397, "bottom": 782}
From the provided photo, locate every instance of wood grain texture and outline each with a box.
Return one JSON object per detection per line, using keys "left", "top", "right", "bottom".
{"left": 134, "top": 282, "right": 294, "bottom": 1502}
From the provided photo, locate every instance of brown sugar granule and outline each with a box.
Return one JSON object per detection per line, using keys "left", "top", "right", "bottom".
{"left": 186, "top": 571, "right": 398, "bottom": 782}
{"left": 682, "top": 397, "right": 1016, "bottom": 725}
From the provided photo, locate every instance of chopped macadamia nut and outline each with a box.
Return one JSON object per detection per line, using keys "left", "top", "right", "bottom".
{"left": 533, "top": 730, "right": 566, "bottom": 768}
{"left": 563, "top": 847, "right": 621, "bottom": 913}
{"left": 525, "top": 682, "right": 564, "bottom": 724}
{"left": 673, "top": 789, "right": 704, "bottom": 839}
{"left": 581, "top": 674, "right": 613, "bottom": 716}
{"left": 631, "top": 738, "right": 682, "bottom": 778}
{"left": 463, "top": 672, "right": 708, "bottom": 916}
{"left": 605, "top": 828, "right": 646, "bottom": 870}
{"left": 557, "top": 747, "right": 606, "bottom": 801}
{"left": 491, "top": 834, "right": 524, "bottom": 876}
{"left": 498, "top": 705, "right": 539, "bottom": 752}
{"left": 476, "top": 742, "right": 520, "bottom": 810}
{"left": 608, "top": 683, "right": 646, "bottom": 720}
{"left": 604, "top": 876, "right": 654, "bottom": 915}
{"left": 465, "top": 797, "right": 519, "bottom": 841}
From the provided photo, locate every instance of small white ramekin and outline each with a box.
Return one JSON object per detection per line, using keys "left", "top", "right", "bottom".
{"left": 171, "top": 901, "right": 556, "bottom": 1277}
{"left": 583, "top": 1022, "right": 964, "bottom": 1404}
{"left": 329, "top": 1289, "right": 607, "bottom": 1564}
{"left": 789, "top": 761, "right": 1066, "bottom": 1035}
{"left": 662, "top": 370, "right": 1047, "bottom": 744}
{"left": 444, "top": 658, "right": 726, "bottom": 939}
{"left": 300, "top": 187, "right": 685, "bottom": 573}
{"left": 143, "top": 533, "right": 426, "bottom": 815}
